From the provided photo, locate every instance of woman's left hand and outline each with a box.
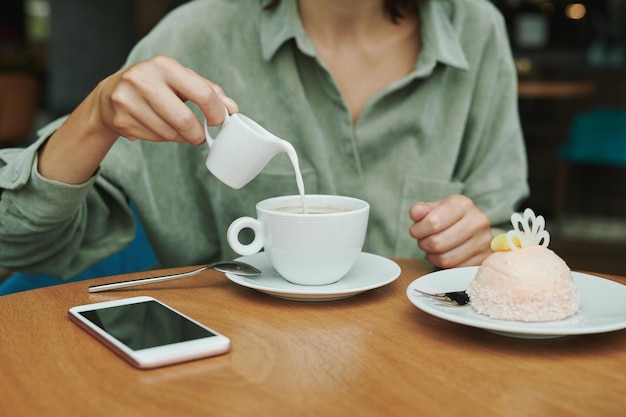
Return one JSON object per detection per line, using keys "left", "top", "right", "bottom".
{"left": 408, "top": 194, "right": 493, "bottom": 268}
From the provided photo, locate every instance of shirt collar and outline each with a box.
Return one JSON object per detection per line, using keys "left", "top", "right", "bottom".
{"left": 260, "top": 0, "right": 314, "bottom": 61}
{"left": 259, "top": 0, "right": 469, "bottom": 72}
{"left": 417, "top": 1, "right": 470, "bottom": 74}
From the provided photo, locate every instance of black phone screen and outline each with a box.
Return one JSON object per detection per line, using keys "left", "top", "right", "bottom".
{"left": 78, "top": 300, "right": 216, "bottom": 350}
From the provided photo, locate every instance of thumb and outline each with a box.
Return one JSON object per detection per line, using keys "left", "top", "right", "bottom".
{"left": 409, "top": 202, "right": 434, "bottom": 222}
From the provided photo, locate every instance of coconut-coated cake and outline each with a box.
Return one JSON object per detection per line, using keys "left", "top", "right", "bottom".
{"left": 466, "top": 209, "right": 580, "bottom": 322}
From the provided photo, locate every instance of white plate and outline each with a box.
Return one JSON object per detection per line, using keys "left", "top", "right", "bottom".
{"left": 226, "top": 252, "right": 401, "bottom": 301}
{"left": 406, "top": 267, "right": 626, "bottom": 339}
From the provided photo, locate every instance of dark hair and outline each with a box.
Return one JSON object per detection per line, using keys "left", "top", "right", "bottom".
{"left": 264, "top": 0, "right": 424, "bottom": 23}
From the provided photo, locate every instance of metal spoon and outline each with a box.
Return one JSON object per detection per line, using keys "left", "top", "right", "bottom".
{"left": 88, "top": 260, "right": 261, "bottom": 293}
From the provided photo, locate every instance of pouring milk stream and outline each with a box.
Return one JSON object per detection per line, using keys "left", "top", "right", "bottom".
{"left": 204, "top": 111, "right": 308, "bottom": 213}
{"left": 206, "top": 111, "right": 370, "bottom": 285}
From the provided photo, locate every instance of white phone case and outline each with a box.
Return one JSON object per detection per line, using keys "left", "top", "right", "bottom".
{"left": 68, "top": 296, "right": 230, "bottom": 369}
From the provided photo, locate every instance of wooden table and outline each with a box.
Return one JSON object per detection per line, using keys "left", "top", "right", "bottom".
{"left": 1, "top": 259, "right": 625, "bottom": 417}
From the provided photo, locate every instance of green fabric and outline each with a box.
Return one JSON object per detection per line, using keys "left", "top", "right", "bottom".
{"left": 0, "top": 0, "right": 528, "bottom": 278}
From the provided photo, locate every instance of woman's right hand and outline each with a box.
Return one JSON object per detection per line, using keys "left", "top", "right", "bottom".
{"left": 39, "top": 55, "right": 238, "bottom": 184}
{"left": 95, "top": 55, "right": 238, "bottom": 145}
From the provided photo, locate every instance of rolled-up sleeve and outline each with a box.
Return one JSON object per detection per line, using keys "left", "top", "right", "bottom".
{"left": 0, "top": 120, "right": 134, "bottom": 278}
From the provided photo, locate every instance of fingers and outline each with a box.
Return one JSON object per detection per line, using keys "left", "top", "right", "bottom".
{"left": 408, "top": 195, "right": 492, "bottom": 268}
{"left": 424, "top": 231, "right": 492, "bottom": 268}
{"left": 98, "top": 56, "right": 238, "bottom": 145}
{"left": 408, "top": 202, "right": 432, "bottom": 223}
{"left": 195, "top": 72, "right": 239, "bottom": 116}
{"left": 103, "top": 72, "right": 188, "bottom": 143}
{"left": 222, "top": 96, "right": 239, "bottom": 115}
{"left": 174, "top": 66, "right": 236, "bottom": 127}
{"left": 408, "top": 198, "right": 463, "bottom": 240}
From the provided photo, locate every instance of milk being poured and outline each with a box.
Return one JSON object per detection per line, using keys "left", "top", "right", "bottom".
{"left": 204, "top": 111, "right": 308, "bottom": 212}
{"left": 284, "top": 144, "right": 308, "bottom": 214}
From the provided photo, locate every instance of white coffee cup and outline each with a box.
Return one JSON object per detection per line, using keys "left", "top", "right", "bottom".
{"left": 227, "top": 195, "right": 370, "bottom": 286}
{"left": 204, "top": 111, "right": 295, "bottom": 189}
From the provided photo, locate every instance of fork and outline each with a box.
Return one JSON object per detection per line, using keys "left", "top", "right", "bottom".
{"left": 414, "top": 289, "right": 470, "bottom": 306}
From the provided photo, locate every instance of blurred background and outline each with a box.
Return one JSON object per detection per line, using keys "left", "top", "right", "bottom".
{"left": 0, "top": 0, "right": 625, "bottom": 275}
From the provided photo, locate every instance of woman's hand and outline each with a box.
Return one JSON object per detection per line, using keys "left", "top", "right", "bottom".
{"left": 96, "top": 55, "right": 238, "bottom": 145}
{"left": 408, "top": 194, "right": 493, "bottom": 268}
{"left": 39, "top": 55, "right": 238, "bottom": 184}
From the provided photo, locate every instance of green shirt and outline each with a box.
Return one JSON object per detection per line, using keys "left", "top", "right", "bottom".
{"left": 0, "top": 0, "right": 528, "bottom": 278}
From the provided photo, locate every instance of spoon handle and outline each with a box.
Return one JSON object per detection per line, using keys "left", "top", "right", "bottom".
{"left": 88, "top": 266, "right": 209, "bottom": 293}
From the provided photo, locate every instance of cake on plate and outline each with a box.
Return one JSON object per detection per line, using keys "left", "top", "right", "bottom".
{"left": 467, "top": 209, "right": 580, "bottom": 322}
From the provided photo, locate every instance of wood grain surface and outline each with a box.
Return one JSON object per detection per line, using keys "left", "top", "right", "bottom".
{"left": 1, "top": 259, "right": 625, "bottom": 417}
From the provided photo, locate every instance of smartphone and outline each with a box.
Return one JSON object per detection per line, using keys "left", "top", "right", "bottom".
{"left": 68, "top": 296, "right": 230, "bottom": 369}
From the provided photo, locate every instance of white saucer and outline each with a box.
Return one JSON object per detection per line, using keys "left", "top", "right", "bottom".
{"left": 406, "top": 267, "right": 626, "bottom": 339}
{"left": 225, "top": 252, "right": 400, "bottom": 301}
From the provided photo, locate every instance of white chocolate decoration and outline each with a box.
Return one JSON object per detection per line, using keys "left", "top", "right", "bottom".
{"left": 506, "top": 208, "right": 550, "bottom": 251}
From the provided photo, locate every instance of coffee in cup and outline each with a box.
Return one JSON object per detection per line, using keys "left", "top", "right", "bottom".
{"left": 227, "top": 195, "right": 369, "bottom": 286}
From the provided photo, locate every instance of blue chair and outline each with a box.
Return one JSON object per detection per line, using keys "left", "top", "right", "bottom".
{"left": 0, "top": 206, "right": 157, "bottom": 296}
{"left": 554, "top": 107, "right": 626, "bottom": 218}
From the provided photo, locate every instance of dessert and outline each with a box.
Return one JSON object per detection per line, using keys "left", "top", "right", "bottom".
{"left": 467, "top": 209, "right": 580, "bottom": 322}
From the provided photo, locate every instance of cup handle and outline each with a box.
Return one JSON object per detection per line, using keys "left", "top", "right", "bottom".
{"left": 204, "top": 108, "right": 231, "bottom": 148}
{"left": 227, "top": 216, "right": 264, "bottom": 256}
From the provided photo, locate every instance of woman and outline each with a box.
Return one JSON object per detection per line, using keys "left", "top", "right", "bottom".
{"left": 0, "top": 0, "right": 527, "bottom": 278}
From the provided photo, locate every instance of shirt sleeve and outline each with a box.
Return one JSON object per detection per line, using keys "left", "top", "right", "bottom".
{"left": 0, "top": 120, "right": 135, "bottom": 278}
{"left": 456, "top": 9, "right": 529, "bottom": 232}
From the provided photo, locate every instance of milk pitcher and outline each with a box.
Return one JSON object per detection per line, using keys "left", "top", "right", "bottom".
{"left": 204, "top": 111, "right": 296, "bottom": 189}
